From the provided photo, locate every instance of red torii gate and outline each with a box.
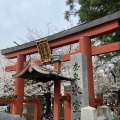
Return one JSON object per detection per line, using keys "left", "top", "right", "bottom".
{"left": 1, "top": 11, "right": 120, "bottom": 119}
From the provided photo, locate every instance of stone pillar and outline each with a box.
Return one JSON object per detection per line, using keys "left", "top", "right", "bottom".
{"left": 53, "top": 55, "right": 61, "bottom": 120}
{"left": 70, "top": 53, "right": 89, "bottom": 120}
{"left": 64, "top": 86, "right": 71, "bottom": 120}
{"left": 99, "top": 105, "right": 111, "bottom": 120}
{"left": 81, "top": 106, "right": 97, "bottom": 120}
{"left": 13, "top": 54, "right": 26, "bottom": 116}
{"left": 79, "top": 36, "right": 95, "bottom": 107}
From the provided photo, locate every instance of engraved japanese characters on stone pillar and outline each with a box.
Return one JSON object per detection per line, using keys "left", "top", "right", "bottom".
{"left": 70, "top": 53, "right": 89, "bottom": 120}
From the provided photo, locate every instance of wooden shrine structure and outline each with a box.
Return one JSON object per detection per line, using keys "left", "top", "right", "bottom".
{"left": 1, "top": 11, "right": 120, "bottom": 120}
{"left": 12, "top": 59, "right": 72, "bottom": 82}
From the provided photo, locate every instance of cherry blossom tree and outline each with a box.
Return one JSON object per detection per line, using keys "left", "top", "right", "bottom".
{"left": 0, "top": 51, "right": 16, "bottom": 98}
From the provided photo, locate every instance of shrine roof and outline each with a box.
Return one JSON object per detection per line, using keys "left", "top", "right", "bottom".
{"left": 1, "top": 11, "right": 120, "bottom": 55}
{"left": 12, "top": 59, "right": 73, "bottom": 82}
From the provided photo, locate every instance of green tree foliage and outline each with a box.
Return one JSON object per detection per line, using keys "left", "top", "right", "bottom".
{"left": 65, "top": 0, "right": 120, "bottom": 60}
{"left": 65, "top": 0, "right": 120, "bottom": 23}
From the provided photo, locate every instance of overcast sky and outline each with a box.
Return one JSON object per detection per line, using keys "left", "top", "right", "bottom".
{"left": 0, "top": 0, "right": 78, "bottom": 50}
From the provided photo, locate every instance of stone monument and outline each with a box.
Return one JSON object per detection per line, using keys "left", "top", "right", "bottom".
{"left": 70, "top": 53, "right": 89, "bottom": 120}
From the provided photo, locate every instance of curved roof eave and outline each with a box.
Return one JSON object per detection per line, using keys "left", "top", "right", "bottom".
{"left": 12, "top": 59, "right": 74, "bottom": 82}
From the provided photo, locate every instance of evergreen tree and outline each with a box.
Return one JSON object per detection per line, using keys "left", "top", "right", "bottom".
{"left": 65, "top": 0, "right": 120, "bottom": 23}
{"left": 65, "top": 0, "right": 120, "bottom": 60}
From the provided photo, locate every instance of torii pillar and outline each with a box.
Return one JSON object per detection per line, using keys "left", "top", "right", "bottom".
{"left": 79, "top": 36, "right": 95, "bottom": 107}
{"left": 13, "top": 54, "right": 26, "bottom": 116}
{"left": 53, "top": 56, "right": 61, "bottom": 120}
